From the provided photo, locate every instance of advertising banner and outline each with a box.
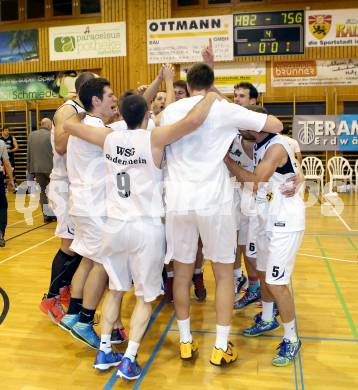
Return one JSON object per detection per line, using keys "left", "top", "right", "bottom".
{"left": 292, "top": 115, "right": 358, "bottom": 151}
{"left": 0, "top": 71, "right": 93, "bottom": 101}
{"left": 0, "top": 29, "right": 38, "bottom": 63}
{"left": 272, "top": 59, "right": 358, "bottom": 87}
{"left": 147, "top": 15, "right": 233, "bottom": 64}
{"left": 180, "top": 62, "right": 266, "bottom": 94}
{"left": 49, "top": 22, "right": 126, "bottom": 61}
{"left": 305, "top": 9, "right": 358, "bottom": 47}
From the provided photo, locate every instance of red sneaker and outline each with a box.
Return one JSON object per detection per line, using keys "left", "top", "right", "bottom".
{"left": 59, "top": 286, "right": 71, "bottom": 310}
{"left": 111, "top": 327, "right": 128, "bottom": 344}
{"left": 164, "top": 277, "right": 174, "bottom": 304}
{"left": 39, "top": 295, "right": 65, "bottom": 324}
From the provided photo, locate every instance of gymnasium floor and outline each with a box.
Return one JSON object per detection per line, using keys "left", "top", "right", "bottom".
{"left": 0, "top": 192, "right": 357, "bottom": 390}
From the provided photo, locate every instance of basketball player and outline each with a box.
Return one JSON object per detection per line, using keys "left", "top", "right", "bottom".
{"left": 40, "top": 72, "right": 94, "bottom": 323}
{"left": 63, "top": 91, "right": 220, "bottom": 379}
{"left": 59, "top": 78, "right": 125, "bottom": 349}
{"left": 161, "top": 63, "right": 283, "bottom": 365}
{"left": 225, "top": 105, "right": 305, "bottom": 366}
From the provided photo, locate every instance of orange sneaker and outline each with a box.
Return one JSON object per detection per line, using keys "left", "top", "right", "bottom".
{"left": 39, "top": 295, "right": 65, "bottom": 324}
{"left": 59, "top": 286, "right": 71, "bottom": 309}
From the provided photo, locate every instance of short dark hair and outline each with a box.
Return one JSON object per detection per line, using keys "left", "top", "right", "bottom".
{"left": 75, "top": 72, "right": 96, "bottom": 93}
{"left": 121, "top": 95, "right": 148, "bottom": 130}
{"left": 79, "top": 78, "right": 110, "bottom": 112}
{"left": 186, "top": 63, "right": 214, "bottom": 91}
{"left": 173, "top": 80, "right": 189, "bottom": 96}
{"left": 118, "top": 89, "right": 137, "bottom": 112}
{"left": 244, "top": 104, "right": 267, "bottom": 114}
{"left": 234, "top": 82, "right": 259, "bottom": 100}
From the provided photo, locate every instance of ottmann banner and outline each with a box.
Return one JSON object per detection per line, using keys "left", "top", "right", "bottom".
{"left": 293, "top": 115, "right": 358, "bottom": 151}
{"left": 49, "top": 22, "right": 126, "bottom": 61}
{"left": 0, "top": 29, "right": 38, "bottom": 63}
{"left": 147, "top": 16, "right": 233, "bottom": 64}
{"left": 180, "top": 62, "right": 266, "bottom": 94}
{"left": 306, "top": 8, "right": 358, "bottom": 47}
{"left": 272, "top": 59, "right": 358, "bottom": 87}
{"left": 0, "top": 71, "right": 94, "bottom": 101}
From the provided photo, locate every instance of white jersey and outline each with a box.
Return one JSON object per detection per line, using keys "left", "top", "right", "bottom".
{"left": 50, "top": 100, "right": 85, "bottom": 181}
{"left": 109, "top": 119, "right": 156, "bottom": 132}
{"left": 67, "top": 114, "right": 107, "bottom": 217}
{"left": 254, "top": 134, "right": 305, "bottom": 232}
{"left": 229, "top": 134, "right": 254, "bottom": 172}
{"left": 161, "top": 96, "right": 267, "bottom": 212}
{"left": 104, "top": 129, "right": 164, "bottom": 220}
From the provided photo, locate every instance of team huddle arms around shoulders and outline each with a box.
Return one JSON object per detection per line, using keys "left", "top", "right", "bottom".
{"left": 40, "top": 51, "right": 305, "bottom": 381}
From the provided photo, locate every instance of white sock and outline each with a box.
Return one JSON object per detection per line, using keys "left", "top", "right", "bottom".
{"left": 234, "top": 268, "right": 242, "bottom": 278}
{"left": 215, "top": 324, "right": 230, "bottom": 351}
{"left": 100, "top": 334, "right": 112, "bottom": 354}
{"left": 261, "top": 301, "right": 274, "bottom": 322}
{"left": 177, "top": 318, "right": 192, "bottom": 343}
{"left": 194, "top": 268, "right": 202, "bottom": 275}
{"left": 124, "top": 340, "right": 140, "bottom": 362}
{"left": 167, "top": 271, "right": 174, "bottom": 278}
{"left": 283, "top": 320, "right": 298, "bottom": 342}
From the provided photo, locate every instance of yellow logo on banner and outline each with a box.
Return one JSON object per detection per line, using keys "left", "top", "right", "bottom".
{"left": 309, "top": 15, "right": 332, "bottom": 40}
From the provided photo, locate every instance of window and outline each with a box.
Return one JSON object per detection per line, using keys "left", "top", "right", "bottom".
{"left": 296, "top": 102, "right": 326, "bottom": 115}
{"left": 52, "top": 0, "right": 72, "bottom": 16}
{"left": 0, "top": 0, "right": 18, "bottom": 21}
{"left": 177, "top": 0, "right": 200, "bottom": 5}
{"left": 26, "top": 0, "right": 45, "bottom": 19}
{"left": 80, "top": 0, "right": 100, "bottom": 14}
{"left": 343, "top": 101, "right": 358, "bottom": 114}
{"left": 264, "top": 103, "right": 293, "bottom": 116}
{"left": 208, "top": 0, "right": 231, "bottom": 4}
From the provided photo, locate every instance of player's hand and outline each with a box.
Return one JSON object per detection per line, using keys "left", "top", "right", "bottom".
{"left": 162, "top": 63, "right": 175, "bottom": 81}
{"left": 137, "top": 85, "right": 148, "bottom": 95}
{"left": 202, "top": 38, "right": 214, "bottom": 66}
{"left": 280, "top": 174, "right": 304, "bottom": 197}
{"left": 157, "top": 66, "right": 164, "bottom": 83}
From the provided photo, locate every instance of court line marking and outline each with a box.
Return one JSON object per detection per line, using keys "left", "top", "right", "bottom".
{"left": 0, "top": 236, "right": 56, "bottom": 265}
{"left": 297, "top": 252, "right": 358, "bottom": 264}
{"left": 7, "top": 213, "right": 42, "bottom": 227}
{"left": 347, "top": 237, "right": 357, "bottom": 251}
{"left": 324, "top": 198, "right": 358, "bottom": 232}
{"left": 133, "top": 312, "right": 176, "bottom": 390}
{"left": 103, "top": 299, "right": 167, "bottom": 390}
{"left": 315, "top": 236, "right": 358, "bottom": 339}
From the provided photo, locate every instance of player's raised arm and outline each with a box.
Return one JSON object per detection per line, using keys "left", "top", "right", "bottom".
{"left": 151, "top": 92, "right": 220, "bottom": 148}
{"left": 63, "top": 114, "right": 112, "bottom": 148}
{"left": 53, "top": 104, "right": 79, "bottom": 155}
{"left": 261, "top": 115, "right": 284, "bottom": 134}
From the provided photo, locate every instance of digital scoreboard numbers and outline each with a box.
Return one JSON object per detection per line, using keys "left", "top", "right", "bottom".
{"left": 233, "top": 11, "right": 304, "bottom": 56}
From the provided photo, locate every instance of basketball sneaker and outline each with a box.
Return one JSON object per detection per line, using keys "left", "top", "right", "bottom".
{"left": 180, "top": 339, "right": 198, "bottom": 360}
{"left": 272, "top": 338, "right": 302, "bottom": 367}
{"left": 59, "top": 286, "right": 71, "bottom": 310}
{"left": 234, "top": 274, "right": 248, "bottom": 295}
{"left": 192, "top": 272, "right": 207, "bottom": 301}
{"left": 70, "top": 322, "right": 100, "bottom": 349}
{"left": 253, "top": 303, "right": 279, "bottom": 323}
{"left": 39, "top": 295, "right": 65, "bottom": 324}
{"left": 234, "top": 288, "right": 261, "bottom": 309}
{"left": 243, "top": 317, "right": 280, "bottom": 337}
{"left": 116, "top": 357, "right": 142, "bottom": 380}
{"left": 210, "top": 341, "right": 238, "bottom": 366}
{"left": 111, "top": 327, "right": 128, "bottom": 344}
{"left": 59, "top": 313, "right": 79, "bottom": 332}
{"left": 93, "top": 350, "right": 123, "bottom": 371}
{"left": 164, "top": 276, "right": 173, "bottom": 304}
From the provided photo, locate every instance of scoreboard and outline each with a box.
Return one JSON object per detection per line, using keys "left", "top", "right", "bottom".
{"left": 233, "top": 10, "right": 304, "bottom": 56}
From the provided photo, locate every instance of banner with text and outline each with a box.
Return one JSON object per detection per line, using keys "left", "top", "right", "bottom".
{"left": 180, "top": 62, "right": 266, "bottom": 94}
{"left": 293, "top": 115, "right": 358, "bottom": 151}
{"left": 49, "top": 22, "right": 126, "bottom": 61}
{"left": 305, "top": 8, "right": 358, "bottom": 47}
{"left": 272, "top": 59, "right": 358, "bottom": 87}
{"left": 0, "top": 29, "right": 38, "bottom": 63}
{"left": 147, "top": 16, "right": 233, "bottom": 64}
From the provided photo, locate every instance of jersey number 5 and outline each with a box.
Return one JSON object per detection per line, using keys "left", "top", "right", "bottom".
{"left": 117, "top": 172, "right": 130, "bottom": 198}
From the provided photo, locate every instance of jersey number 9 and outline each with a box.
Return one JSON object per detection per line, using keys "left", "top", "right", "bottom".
{"left": 117, "top": 172, "right": 131, "bottom": 198}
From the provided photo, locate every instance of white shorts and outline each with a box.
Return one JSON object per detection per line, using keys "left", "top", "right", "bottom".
{"left": 102, "top": 217, "right": 165, "bottom": 302}
{"left": 245, "top": 215, "right": 259, "bottom": 259}
{"left": 48, "top": 179, "right": 74, "bottom": 239}
{"left": 238, "top": 212, "right": 250, "bottom": 245}
{"left": 165, "top": 203, "right": 237, "bottom": 264}
{"left": 70, "top": 216, "right": 106, "bottom": 263}
{"left": 256, "top": 230, "right": 304, "bottom": 285}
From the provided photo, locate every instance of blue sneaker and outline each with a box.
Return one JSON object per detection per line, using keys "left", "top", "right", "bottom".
{"left": 243, "top": 317, "right": 280, "bottom": 337}
{"left": 253, "top": 303, "right": 279, "bottom": 323}
{"left": 234, "top": 288, "right": 261, "bottom": 309}
{"left": 93, "top": 350, "right": 123, "bottom": 371}
{"left": 235, "top": 274, "right": 248, "bottom": 295}
{"left": 58, "top": 313, "right": 79, "bottom": 332}
{"left": 70, "top": 322, "right": 100, "bottom": 349}
{"left": 116, "top": 357, "right": 142, "bottom": 380}
{"left": 272, "top": 338, "right": 302, "bottom": 367}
